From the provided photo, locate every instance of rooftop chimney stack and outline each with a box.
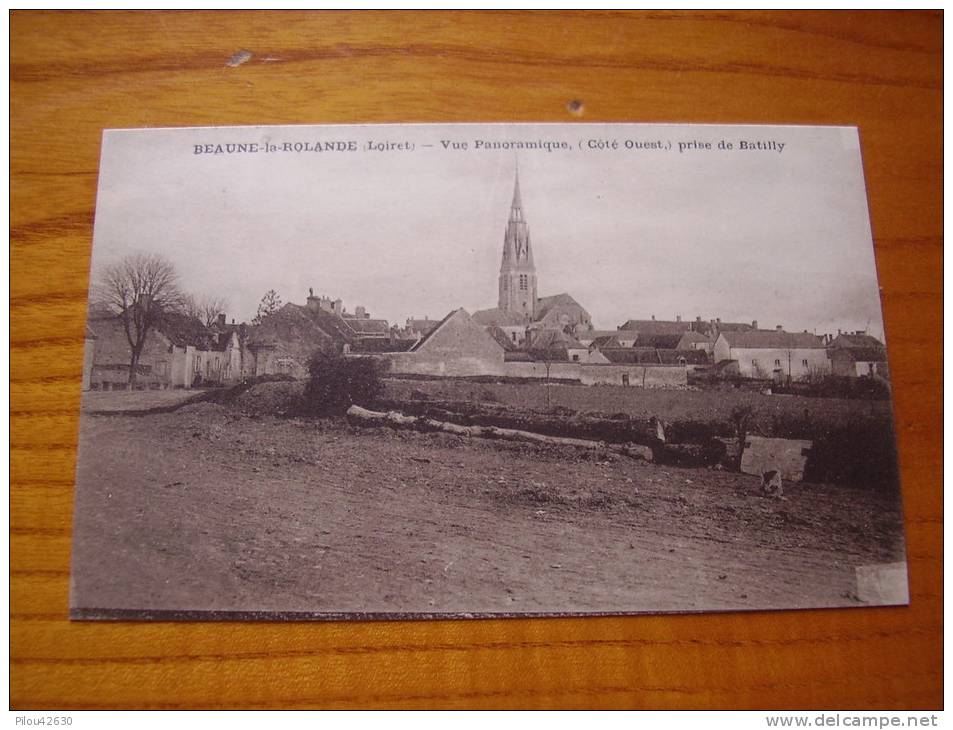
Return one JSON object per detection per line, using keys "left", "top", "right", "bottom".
{"left": 776, "top": 324, "right": 783, "bottom": 332}
{"left": 752, "top": 320, "right": 758, "bottom": 329}
{"left": 676, "top": 315, "right": 682, "bottom": 322}
{"left": 217, "top": 313, "right": 226, "bottom": 327}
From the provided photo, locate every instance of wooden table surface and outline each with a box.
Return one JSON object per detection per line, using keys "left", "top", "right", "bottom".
{"left": 10, "top": 10, "right": 942, "bottom": 710}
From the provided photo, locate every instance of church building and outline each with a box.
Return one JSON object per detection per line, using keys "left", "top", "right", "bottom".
{"left": 473, "top": 168, "right": 593, "bottom": 349}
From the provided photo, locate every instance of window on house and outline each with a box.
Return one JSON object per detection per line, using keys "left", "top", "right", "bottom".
{"left": 519, "top": 274, "right": 527, "bottom": 291}
{"left": 572, "top": 354, "right": 580, "bottom": 362}
{"left": 802, "top": 359, "right": 809, "bottom": 368}
{"left": 622, "top": 373, "right": 630, "bottom": 386}
{"left": 751, "top": 359, "right": 758, "bottom": 367}
{"left": 774, "top": 359, "right": 781, "bottom": 367}
{"left": 511, "top": 332, "right": 517, "bottom": 342}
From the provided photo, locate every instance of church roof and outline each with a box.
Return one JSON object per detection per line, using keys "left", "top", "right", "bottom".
{"left": 472, "top": 307, "right": 527, "bottom": 327}
{"left": 536, "top": 293, "right": 585, "bottom": 319}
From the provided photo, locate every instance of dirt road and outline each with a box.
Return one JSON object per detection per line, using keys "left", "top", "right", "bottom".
{"left": 70, "top": 403, "right": 906, "bottom": 617}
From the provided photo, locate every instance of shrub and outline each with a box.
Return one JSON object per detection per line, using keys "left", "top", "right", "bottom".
{"left": 301, "top": 352, "right": 386, "bottom": 416}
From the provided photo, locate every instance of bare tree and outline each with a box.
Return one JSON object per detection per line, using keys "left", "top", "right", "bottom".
{"left": 252, "top": 289, "right": 283, "bottom": 325}
{"left": 183, "top": 293, "right": 230, "bottom": 328}
{"left": 95, "top": 253, "right": 183, "bottom": 386}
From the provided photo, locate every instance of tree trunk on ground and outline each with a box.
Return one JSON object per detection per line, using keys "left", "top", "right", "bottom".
{"left": 346, "top": 405, "right": 654, "bottom": 461}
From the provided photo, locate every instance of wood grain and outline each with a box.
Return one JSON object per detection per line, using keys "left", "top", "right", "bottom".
{"left": 10, "top": 10, "right": 942, "bottom": 709}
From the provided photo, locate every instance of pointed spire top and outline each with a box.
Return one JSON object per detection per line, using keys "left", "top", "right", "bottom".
{"left": 510, "top": 160, "right": 523, "bottom": 216}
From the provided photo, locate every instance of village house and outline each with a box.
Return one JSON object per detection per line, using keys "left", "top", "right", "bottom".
{"left": 383, "top": 308, "right": 506, "bottom": 377}
{"left": 828, "top": 331, "right": 890, "bottom": 379}
{"left": 401, "top": 317, "right": 441, "bottom": 343}
{"left": 243, "top": 289, "right": 394, "bottom": 378}
{"left": 712, "top": 327, "right": 830, "bottom": 381}
{"left": 85, "top": 306, "right": 242, "bottom": 390}
{"left": 617, "top": 315, "right": 755, "bottom": 341}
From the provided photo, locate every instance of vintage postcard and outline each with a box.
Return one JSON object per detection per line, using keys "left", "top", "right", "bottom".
{"left": 71, "top": 123, "right": 907, "bottom": 619}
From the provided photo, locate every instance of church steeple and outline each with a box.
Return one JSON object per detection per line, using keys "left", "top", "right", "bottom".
{"left": 498, "top": 166, "right": 537, "bottom": 319}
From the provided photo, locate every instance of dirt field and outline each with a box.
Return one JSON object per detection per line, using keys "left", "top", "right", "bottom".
{"left": 70, "top": 397, "right": 906, "bottom": 617}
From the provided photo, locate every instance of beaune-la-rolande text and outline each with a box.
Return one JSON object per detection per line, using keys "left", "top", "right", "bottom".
{"left": 191, "top": 136, "right": 786, "bottom": 156}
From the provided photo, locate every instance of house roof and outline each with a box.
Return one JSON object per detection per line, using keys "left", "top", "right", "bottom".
{"left": 351, "top": 338, "right": 417, "bottom": 353}
{"left": 618, "top": 319, "right": 704, "bottom": 335}
{"left": 530, "top": 327, "right": 585, "bottom": 351}
{"left": 248, "top": 302, "right": 351, "bottom": 348}
{"left": 831, "top": 333, "right": 886, "bottom": 352}
{"left": 719, "top": 330, "right": 825, "bottom": 349}
{"left": 633, "top": 333, "right": 683, "bottom": 349}
{"left": 472, "top": 307, "right": 528, "bottom": 327}
{"left": 602, "top": 348, "right": 708, "bottom": 365}
{"left": 486, "top": 325, "right": 520, "bottom": 352}
{"left": 714, "top": 321, "right": 754, "bottom": 333}
{"left": 344, "top": 317, "right": 390, "bottom": 335}
{"left": 677, "top": 331, "right": 712, "bottom": 345}
{"left": 405, "top": 318, "right": 440, "bottom": 335}
{"left": 156, "top": 312, "right": 215, "bottom": 349}
{"left": 589, "top": 334, "right": 623, "bottom": 349}
{"left": 504, "top": 350, "right": 535, "bottom": 362}
{"left": 410, "top": 309, "right": 460, "bottom": 352}
{"left": 834, "top": 347, "right": 888, "bottom": 363}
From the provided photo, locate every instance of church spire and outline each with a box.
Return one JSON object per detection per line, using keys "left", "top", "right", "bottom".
{"left": 498, "top": 164, "right": 537, "bottom": 319}
{"left": 510, "top": 160, "right": 523, "bottom": 219}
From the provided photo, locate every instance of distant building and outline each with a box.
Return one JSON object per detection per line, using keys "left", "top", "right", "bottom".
{"left": 402, "top": 317, "right": 441, "bottom": 342}
{"left": 829, "top": 331, "right": 889, "bottom": 379}
{"left": 243, "top": 289, "right": 393, "bottom": 378}
{"left": 384, "top": 308, "right": 506, "bottom": 377}
{"left": 85, "top": 307, "right": 241, "bottom": 390}
{"left": 712, "top": 327, "right": 830, "bottom": 381}
{"left": 617, "top": 316, "right": 755, "bottom": 339}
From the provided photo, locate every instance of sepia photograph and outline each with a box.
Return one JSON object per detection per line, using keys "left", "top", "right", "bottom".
{"left": 70, "top": 122, "right": 907, "bottom": 619}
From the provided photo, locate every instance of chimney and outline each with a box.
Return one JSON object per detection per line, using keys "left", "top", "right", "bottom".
{"left": 306, "top": 287, "right": 320, "bottom": 313}
{"left": 676, "top": 315, "right": 682, "bottom": 322}
{"left": 716, "top": 318, "right": 721, "bottom": 325}
{"left": 651, "top": 315, "right": 655, "bottom": 321}
{"left": 231, "top": 318, "right": 235, "bottom": 325}
{"left": 776, "top": 324, "right": 783, "bottom": 332}
{"left": 355, "top": 305, "right": 366, "bottom": 319}
{"left": 752, "top": 320, "right": 758, "bottom": 329}
{"left": 217, "top": 313, "right": 226, "bottom": 327}
{"left": 334, "top": 299, "right": 343, "bottom": 314}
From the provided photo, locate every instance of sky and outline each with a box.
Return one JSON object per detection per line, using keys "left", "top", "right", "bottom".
{"left": 89, "top": 123, "right": 886, "bottom": 341}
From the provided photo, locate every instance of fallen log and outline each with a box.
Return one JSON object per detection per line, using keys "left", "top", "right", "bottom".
{"left": 346, "top": 405, "right": 653, "bottom": 461}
